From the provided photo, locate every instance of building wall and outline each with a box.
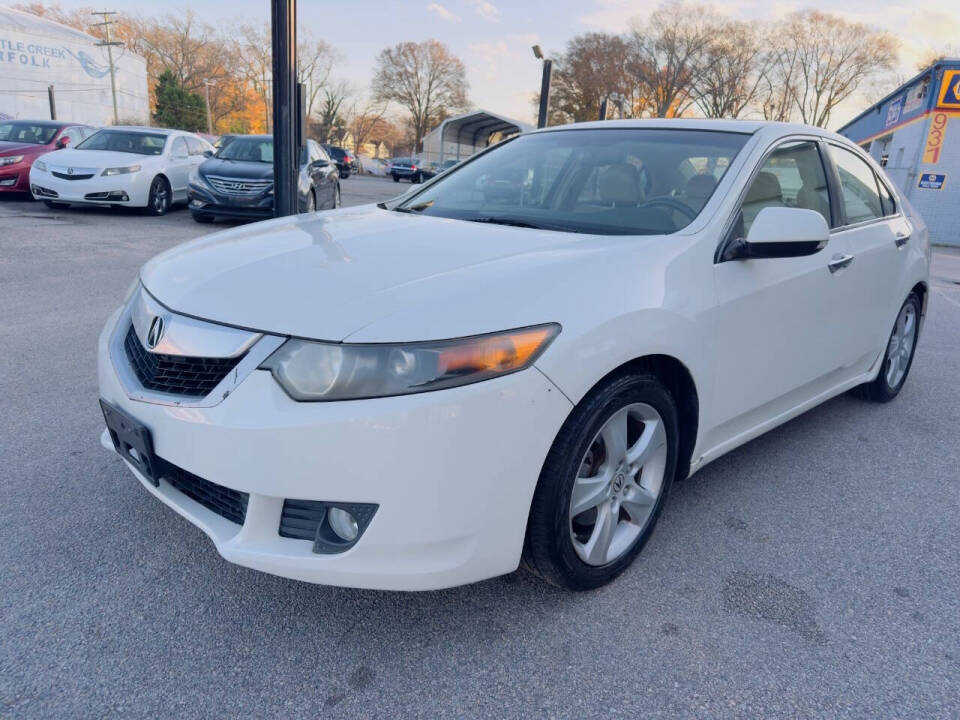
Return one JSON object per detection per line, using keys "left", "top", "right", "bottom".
{"left": 0, "top": 8, "right": 148, "bottom": 126}
{"left": 839, "top": 62, "right": 960, "bottom": 246}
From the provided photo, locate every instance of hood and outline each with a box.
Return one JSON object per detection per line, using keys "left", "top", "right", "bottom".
{"left": 200, "top": 157, "right": 274, "bottom": 180}
{"left": 140, "top": 205, "right": 623, "bottom": 342}
{"left": 44, "top": 148, "right": 154, "bottom": 168}
{"left": 0, "top": 140, "right": 46, "bottom": 156}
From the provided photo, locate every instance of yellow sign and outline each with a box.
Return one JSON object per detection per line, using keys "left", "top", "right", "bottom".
{"left": 937, "top": 69, "right": 960, "bottom": 109}
{"left": 923, "top": 111, "right": 949, "bottom": 164}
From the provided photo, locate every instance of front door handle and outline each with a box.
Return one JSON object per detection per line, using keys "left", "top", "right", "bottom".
{"left": 828, "top": 253, "right": 854, "bottom": 274}
{"left": 895, "top": 232, "right": 910, "bottom": 248}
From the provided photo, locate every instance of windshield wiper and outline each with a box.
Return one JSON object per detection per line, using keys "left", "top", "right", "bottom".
{"left": 465, "top": 216, "right": 554, "bottom": 230}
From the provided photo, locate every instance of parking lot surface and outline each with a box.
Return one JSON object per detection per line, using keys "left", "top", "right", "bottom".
{"left": 1, "top": 181, "right": 958, "bottom": 718}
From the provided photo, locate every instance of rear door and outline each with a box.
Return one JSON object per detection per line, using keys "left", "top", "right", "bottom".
{"left": 824, "top": 143, "right": 910, "bottom": 372}
{"left": 707, "top": 138, "right": 856, "bottom": 445}
{"left": 166, "top": 136, "right": 192, "bottom": 199}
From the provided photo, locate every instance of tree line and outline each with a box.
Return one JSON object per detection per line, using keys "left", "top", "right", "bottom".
{"left": 544, "top": 2, "right": 900, "bottom": 129}
{"left": 15, "top": 0, "right": 938, "bottom": 155}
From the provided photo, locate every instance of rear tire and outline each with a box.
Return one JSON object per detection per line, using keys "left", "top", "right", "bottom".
{"left": 392, "top": 174, "right": 400, "bottom": 183}
{"left": 143, "top": 176, "right": 170, "bottom": 216}
{"left": 523, "top": 371, "right": 679, "bottom": 590}
{"left": 855, "top": 292, "right": 921, "bottom": 402}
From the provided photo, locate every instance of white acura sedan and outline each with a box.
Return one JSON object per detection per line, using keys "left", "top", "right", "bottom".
{"left": 31, "top": 126, "right": 213, "bottom": 215}
{"left": 97, "top": 120, "right": 930, "bottom": 590}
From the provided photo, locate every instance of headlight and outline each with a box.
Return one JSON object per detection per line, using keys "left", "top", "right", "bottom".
{"left": 101, "top": 164, "right": 141, "bottom": 176}
{"left": 260, "top": 324, "right": 560, "bottom": 401}
{"left": 33, "top": 159, "right": 47, "bottom": 171}
{"left": 0, "top": 155, "right": 24, "bottom": 166}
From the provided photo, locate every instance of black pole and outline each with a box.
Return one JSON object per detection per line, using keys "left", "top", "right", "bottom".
{"left": 48, "top": 85, "right": 56, "bottom": 120}
{"left": 271, "top": 0, "right": 298, "bottom": 217}
{"left": 537, "top": 59, "right": 552, "bottom": 129}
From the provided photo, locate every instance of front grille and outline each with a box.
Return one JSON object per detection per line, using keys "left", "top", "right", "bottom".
{"left": 158, "top": 457, "right": 248, "bottom": 525}
{"left": 205, "top": 175, "right": 272, "bottom": 196}
{"left": 52, "top": 171, "right": 94, "bottom": 180}
{"left": 123, "top": 325, "right": 243, "bottom": 397}
{"left": 279, "top": 499, "right": 327, "bottom": 540}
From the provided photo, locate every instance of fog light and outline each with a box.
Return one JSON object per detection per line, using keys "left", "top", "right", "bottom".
{"left": 0, "top": 178, "right": 16, "bottom": 187}
{"left": 328, "top": 507, "right": 359, "bottom": 542}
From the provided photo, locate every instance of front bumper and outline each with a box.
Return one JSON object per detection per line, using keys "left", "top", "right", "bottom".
{"left": 97, "top": 307, "right": 572, "bottom": 590}
{"left": 29, "top": 167, "right": 149, "bottom": 206}
{"left": 0, "top": 165, "right": 29, "bottom": 191}
{"left": 188, "top": 184, "right": 274, "bottom": 219}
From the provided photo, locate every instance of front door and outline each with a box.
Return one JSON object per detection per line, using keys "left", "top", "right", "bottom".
{"left": 704, "top": 139, "right": 856, "bottom": 449}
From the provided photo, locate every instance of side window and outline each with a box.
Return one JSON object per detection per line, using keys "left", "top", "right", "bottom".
{"left": 171, "top": 136, "right": 188, "bottom": 158}
{"left": 828, "top": 145, "right": 883, "bottom": 225}
{"left": 739, "top": 140, "right": 831, "bottom": 237}
{"left": 186, "top": 137, "right": 205, "bottom": 156}
{"left": 877, "top": 177, "right": 896, "bottom": 216}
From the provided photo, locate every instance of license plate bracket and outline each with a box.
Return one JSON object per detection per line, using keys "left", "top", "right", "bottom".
{"left": 100, "top": 399, "right": 160, "bottom": 486}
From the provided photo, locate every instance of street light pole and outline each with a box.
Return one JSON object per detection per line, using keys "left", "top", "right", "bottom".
{"left": 532, "top": 45, "right": 552, "bottom": 129}
{"left": 271, "top": 0, "right": 298, "bottom": 217}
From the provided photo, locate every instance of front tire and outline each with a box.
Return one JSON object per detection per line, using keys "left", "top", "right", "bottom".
{"left": 333, "top": 183, "right": 341, "bottom": 208}
{"left": 143, "top": 176, "right": 170, "bottom": 216}
{"left": 523, "top": 371, "right": 679, "bottom": 590}
{"left": 856, "top": 293, "right": 921, "bottom": 402}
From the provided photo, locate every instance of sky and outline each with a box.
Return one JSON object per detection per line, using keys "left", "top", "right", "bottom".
{"left": 19, "top": 0, "right": 960, "bottom": 127}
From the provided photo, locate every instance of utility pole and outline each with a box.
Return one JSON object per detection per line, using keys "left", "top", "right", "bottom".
{"left": 91, "top": 11, "right": 122, "bottom": 125}
{"left": 203, "top": 80, "right": 214, "bottom": 134}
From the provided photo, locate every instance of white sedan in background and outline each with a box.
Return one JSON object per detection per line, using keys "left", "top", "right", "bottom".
{"left": 359, "top": 155, "right": 389, "bottom": 176}
{"left": 98, "top": 119, "right": 930, "bottom": 591}
{"left": 31, "top": 127, "right": 213, "bottom": 215}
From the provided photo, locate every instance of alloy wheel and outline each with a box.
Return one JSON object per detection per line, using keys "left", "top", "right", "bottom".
{"left": 885, "top": 302, "right": 916, "bottom": 389}
{"left": 151, "top": 179, "right": 168, "bottom": 214}
{"left": 570, "top": 402, "right": 668, "bottom": 566}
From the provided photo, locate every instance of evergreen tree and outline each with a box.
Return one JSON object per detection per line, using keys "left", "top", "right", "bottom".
{"left": 152, "top": 69, "right": 206, "bottom": 131}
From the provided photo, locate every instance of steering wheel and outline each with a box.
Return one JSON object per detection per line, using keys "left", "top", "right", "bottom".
{"left": 638, "top": 197, "right": 698, "bottom": 221}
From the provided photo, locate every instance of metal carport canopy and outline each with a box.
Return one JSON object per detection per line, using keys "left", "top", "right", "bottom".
{"left": 437, "top": 111, "right": 533, "bottom": 162}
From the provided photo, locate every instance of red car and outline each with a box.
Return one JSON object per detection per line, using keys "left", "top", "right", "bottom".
{"left": 0, "top": 119, "right": 96, "bottom": 194}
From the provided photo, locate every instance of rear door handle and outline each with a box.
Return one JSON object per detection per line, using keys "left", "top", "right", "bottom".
{"left": 895, "top": 232, "right": 910, "bottom": 248}
{"left": 828, "top": 253, "right": 854, "bottom": 274}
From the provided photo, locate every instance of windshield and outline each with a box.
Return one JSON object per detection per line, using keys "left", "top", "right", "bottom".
{"left": 397, "top": 128, "right": 749, "bottom": 235}
{"left": 0, "top": 122, "right": 58, "bottom": 145}
{"left": 76, "top": 130, "right": 167, "bottom": 155}
{"left": 217, "top": 137, "right": 273, "bottom": 163}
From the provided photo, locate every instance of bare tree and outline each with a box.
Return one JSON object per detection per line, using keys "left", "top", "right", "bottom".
{"left": 343, "top": 100, "right": 389, "bottom": 154}
{"left": 372, "top": 40, "right": 468, "bottom": 151}
{"left": 626, "top": 2, "right": 717, "bottom": 118}
{"left": 298, "top": 32, "right": 340, "bottom": 121}
{"left": 691, "top": 20, "right": 769, "bottom": 119}
{"left": 312, "top": 81, "right": 352, "bottom": 143}
{"left": 765, "top": 11, "right": 898, "bottom": 127}
{"left": 545, "top": 33, "right": 633, "bottom": 123}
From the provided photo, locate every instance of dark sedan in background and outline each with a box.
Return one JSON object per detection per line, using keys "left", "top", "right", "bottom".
{"left": 321, "top": 144, "right": 356, "bottom": 179}
{"left": 390, "top": 157, "right": 428, "bottom": 183}
{"left": 188, "top": 136, "right": 340, "bottom": 223}
{"left": 0, "top": 119, "right": 95, "bottom": 194}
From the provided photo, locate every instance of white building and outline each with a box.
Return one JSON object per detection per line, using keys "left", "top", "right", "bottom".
{"left": 0, "top": 6, "right": 148, "bottom": 125}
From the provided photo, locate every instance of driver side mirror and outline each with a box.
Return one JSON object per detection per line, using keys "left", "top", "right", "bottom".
{"left": 721, "top": 206, "right": 829, "bottom": 262}
{"left": 56, "top": 135, "right": 71, "bottom": 149}
{"left": 311, "top": 159, "right": 330, "bottom": 169}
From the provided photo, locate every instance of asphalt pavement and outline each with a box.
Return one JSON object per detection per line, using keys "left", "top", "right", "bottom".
{"left": 1, "top": 181, "right": 958, "bottom": 718}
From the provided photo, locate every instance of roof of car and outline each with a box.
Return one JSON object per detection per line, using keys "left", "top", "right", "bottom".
{"left": 2, "top": 119, "right": 71, "bottom": 127}
{"left": 532, "top": 118, "right": 830, "bottom": 137}
{"left": 108, "top": 126, "right": 180, "bottom": 135}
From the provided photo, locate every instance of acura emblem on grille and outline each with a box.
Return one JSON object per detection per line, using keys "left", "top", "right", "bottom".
{"left": 67, "top": 167, "right": 74, "bottom": 175}
{"left": 146, "top": 315, "right": 165, "bottom": 349}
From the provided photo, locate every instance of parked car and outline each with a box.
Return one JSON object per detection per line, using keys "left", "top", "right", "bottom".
{"left": 0, "top": 119, "right": 96, "bottom": 194}
{"left": 360, "top": 155, "right": 389, "bottom": 177}
{"left": 188, "top": 135, "right": 340, "bottom": 223}
{"left": 438, "top": 158, "right": 459, "bottom": 173}
{"left": 390, "top": 157, "right": 425, "bottom": 183}
{"left": 29, "top": 127, "right": 214, "bottom": 215}
{"left": 322, "top": 144, "right": 354, "bottom": 178}
{"left": 98, "top": 119, "right": 929, "bottom": 591}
